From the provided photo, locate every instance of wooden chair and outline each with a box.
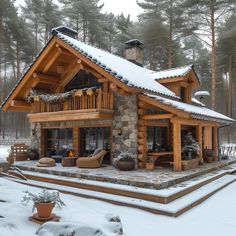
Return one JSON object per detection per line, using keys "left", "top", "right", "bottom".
{"left": 76, "top": 150, "right": 107, "bottom": 168}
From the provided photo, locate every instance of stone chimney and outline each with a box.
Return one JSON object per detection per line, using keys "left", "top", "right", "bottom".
{"left": 124, "top": 39, "right": 143, "bottom": 67}
{"left": 51, "top": 26, "right": 78, "bottom": 39}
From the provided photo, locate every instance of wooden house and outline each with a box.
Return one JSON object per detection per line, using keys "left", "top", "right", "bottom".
{"left": 1, "top": 26, "right": 234, "bottom": 171}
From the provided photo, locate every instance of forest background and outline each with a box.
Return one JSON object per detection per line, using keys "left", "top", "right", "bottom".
{"left": 0, "top": 0, "right": 235, "bottom": 143}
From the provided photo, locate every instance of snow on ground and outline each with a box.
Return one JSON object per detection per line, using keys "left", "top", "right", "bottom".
{"left": 1, "top": 176, "right": 236, "bottom": 236}
{"left": 0, "top": 145, "right": 10, "bottom": 161}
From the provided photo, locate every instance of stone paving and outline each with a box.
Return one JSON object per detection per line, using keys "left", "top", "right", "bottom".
{"left": 13, "top": 158, "right": 236, "bottom": 190}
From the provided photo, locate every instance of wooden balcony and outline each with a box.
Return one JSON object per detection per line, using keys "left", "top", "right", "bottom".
{"left": 28, "top": 88, "right": 114, "bottom": 123}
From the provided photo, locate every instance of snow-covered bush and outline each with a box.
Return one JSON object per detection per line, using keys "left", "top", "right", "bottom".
{"left": 22, "top": 189, "right": 65, "bottom": 212}
{"left": 36, "top": 222, "right": 106, "bottom": 236}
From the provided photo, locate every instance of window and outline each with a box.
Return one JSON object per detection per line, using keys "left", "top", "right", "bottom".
{"left": 80, "top": 127, "right": 110, "bottom": 156}
{"left": 147, "top": 126, "right": 169, "bottom": 152}
{"left": 46, "top": 128, "right": 73, "bottom": 156}
{"left": 65, "top": 70, "right": 102, "bottom": 91}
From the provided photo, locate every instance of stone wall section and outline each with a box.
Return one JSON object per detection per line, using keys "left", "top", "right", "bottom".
{"left": 111, "top": 92, "right": 138, "bottom": 164}
{"left": 30, "top": 123, "right": 41, "bottom": 154}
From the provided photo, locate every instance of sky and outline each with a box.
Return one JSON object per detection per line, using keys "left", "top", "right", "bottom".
{"left": 15, "top": 0, "right": 142, "bottom": 21}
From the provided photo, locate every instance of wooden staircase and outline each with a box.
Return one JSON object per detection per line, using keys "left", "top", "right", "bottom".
{"left": 6, "top": 167, "right": 236, "bottom": 217}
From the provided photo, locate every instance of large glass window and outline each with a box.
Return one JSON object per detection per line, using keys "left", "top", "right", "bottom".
{"left": 80, "top": 127, "right": 110, "bottom": 156}
{"left": 147, "top": 126, "right": 170, "bottom": 152}
{"left": 65, "top": 70, "right": 102, "bottom": 91}
{"left": 46, "top": 128, "right": 73, "bottom": 157}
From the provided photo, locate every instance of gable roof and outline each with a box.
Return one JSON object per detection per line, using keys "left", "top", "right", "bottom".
{"left": 57, "top": 33, "right": 179, "bottom": 98}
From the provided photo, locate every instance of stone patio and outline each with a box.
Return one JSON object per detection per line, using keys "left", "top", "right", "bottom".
{"left": 13, "top": 158, "right": 236, "bottom": 189}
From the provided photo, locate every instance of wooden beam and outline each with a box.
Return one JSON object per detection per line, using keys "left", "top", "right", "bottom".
{"left": 98, "top": 78, "right": 108, "bottom": 83}
{"left": 139, "top": 94, "right": 190, "bottom": 118}
{"left": 83, "top": 65, "right": 104, "bottom": 79}
{"left": 196, "top": 125, "right": 203, "bottom": 164}
{"left": 56, "top": 65, "right": 65, "bottom": 74}
{"left": 28, "top": 109, "right": 114, "bottom": 123}
{"left": 171, "top": 117, "right": 219, "bottom": 127}
{"left": 58, "top": 61, "right": 83, "bottom": 89}
{"left": 213, "top": 127, "right": 218, "bottom": 156}
{"left": 43, "top": 47, "right": 62, "bottom": 73}
{"left": 33, "top": 73, "right": 59, "bottom": 85}
{"left": 10, "top": 100, "right": 31, "bottom": 112}
{"left": 172, "top": 121, "right": 182, "bottom": 171}
{"left": 158, "top": 77, "right": 185, "bottom": 84}
{"left": 141, "top": 113, "right": 173, "bottom": 120}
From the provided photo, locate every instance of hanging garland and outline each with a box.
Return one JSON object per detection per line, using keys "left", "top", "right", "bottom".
{"left": 27, "top": 87, "right": 98, "bottom": 104}
{"left": 27, "top": 89, "right": 77, "bottom": 104}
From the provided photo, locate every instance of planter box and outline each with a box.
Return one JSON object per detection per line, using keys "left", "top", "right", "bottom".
{"left": 182, "top": 158, "right": 199, "bottom": 170}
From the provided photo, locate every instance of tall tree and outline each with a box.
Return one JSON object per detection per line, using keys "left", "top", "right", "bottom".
{"left": 113, "top": 13, "right": 133, "bottom": 56}
{"left": 137, "top": 0, "right": 188, "bottom": 68}
{"left": 21, "top": 0, "right": 43, "bottom": 56}
{"left": 182, "top": 0, "right": 236, "bottom": 110}
{"left": 59, "top": 0, "right": 104, "bottom": 43}
{"left": 218, "top": 13, "right": 236, "bottom": 142}
{"left": 41, "top": 0, "right": 61, "bottom": 44}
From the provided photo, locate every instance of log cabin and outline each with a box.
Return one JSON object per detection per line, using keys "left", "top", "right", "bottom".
{"left": 1, "top": 26, "right": 234, "bottom": 171}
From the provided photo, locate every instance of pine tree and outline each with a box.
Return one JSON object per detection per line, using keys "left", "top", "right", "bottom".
{"left": 21, "top": 0, "right": 43, "bottom": 56}
{"left": 59, "top": 0, "right": 104, "bottom": 43}
{"left": 113, "top": 13, "right": 133, "bottom": 56}
{"left": 182, "top": 0, "right": 236, "bottom": 110}
{"left": 218, "top": 13, "right": 236, "bottom": 142}
{"left": 41, "top": 0, "right": 61, "bottom": 44}
{"left": 137, "top": 0, "right": 187, "bottom": 68}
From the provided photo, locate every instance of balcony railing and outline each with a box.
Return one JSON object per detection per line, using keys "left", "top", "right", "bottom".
{"left": 31, "top": 88, "right": 113, "bottom": 113}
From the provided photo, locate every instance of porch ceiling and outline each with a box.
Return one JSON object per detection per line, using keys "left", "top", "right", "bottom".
{"left": 27, "top": 109, "right": 114, "bottom": 123}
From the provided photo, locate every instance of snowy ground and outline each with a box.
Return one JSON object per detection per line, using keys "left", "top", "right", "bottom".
{"left": 0, "top": 176, "right": 236, "bottom": 236}
{"left": 0, "top": 145, "right": 10, "bottom": 161}
{"left": 1, "top": 145, "right": 236, "bottom": 235}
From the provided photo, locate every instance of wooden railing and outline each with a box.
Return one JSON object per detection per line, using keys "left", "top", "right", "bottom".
{"left": 31, "top": 88, "right": 113, "bottom": 113}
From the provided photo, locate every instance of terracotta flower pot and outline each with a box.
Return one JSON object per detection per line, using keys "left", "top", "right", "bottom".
{"left": 146, "top": 163, "right": 155, "bottom": 170}
{"left": 36, "top": 202, "right": 55, "bottom": 218}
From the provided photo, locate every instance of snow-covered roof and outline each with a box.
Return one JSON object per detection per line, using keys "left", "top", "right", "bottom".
{"left": 191, "top": 97, "right": 205, "bottom": 107}
{"left": 151, "top": 65, "right": 194, "bottom": 81}
{"left": 57, "top": 33, "right": 181, "bottom": 97}
{"left": 145, "top": 94, "right": 235, "bottom": 124}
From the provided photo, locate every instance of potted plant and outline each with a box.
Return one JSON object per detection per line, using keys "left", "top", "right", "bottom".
{"left": 22, "top": 189, "right": 65, "bottom": 219}
{"left": 204, "top": 149, "right": 215, "bottom": 163}
{"left": 181, "top": 132, "right": 200, "bottom": 160}
{"left": 113, "top": 152, "right": 135, "bottom": 171}
{"left": 146, "top": 156, "right": 155, "bottom": 170}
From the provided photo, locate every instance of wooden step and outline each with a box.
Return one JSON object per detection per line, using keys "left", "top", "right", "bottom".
{"left": 6, "top": 174, "right": 236, "bottom": 217}
{"left": 20, "top": 168, "right": 236, "bottom": 204}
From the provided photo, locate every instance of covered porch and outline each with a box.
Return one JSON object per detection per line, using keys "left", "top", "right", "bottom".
{"left": 138, "top": 94, "right": 224, "bottom": 172}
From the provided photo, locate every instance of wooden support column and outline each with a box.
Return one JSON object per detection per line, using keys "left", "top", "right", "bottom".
{"left": 137, "top": 100, "right": 148, "bottom": 168}
{"left": 172, "top": 121, "right": 182, "bottom": 171}
{"left": 196, "top": 125, "right": 203, "bottom": 164}
{"left": 213, "top": 126, "right": 218, "bottom": 157}
{"left": 73, "top": 128, "right": 79, "bottom": 157}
